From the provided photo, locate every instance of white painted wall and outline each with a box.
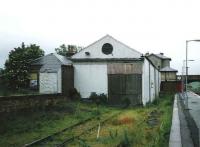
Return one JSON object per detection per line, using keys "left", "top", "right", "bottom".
{"left": 142, "top": 58, "right": 160, "bottom": 105}
{"left": 142, "top": 58, "right": 150, "bottom": 105}
{"left": 74, "top": 62, "right": 108, "bottom": 98}
{"left": 57, "top": 67, "right": 62, "bottom": 93}
{"left": 150, "top": 64, "right": 155, "bottom": 102}
{"left": 155, "top": 69, "right": 161, "bottom": 98}
{"left": 72, "top": 35, "right": 141, "bottom": 59}
{"left": 40, "top": 73, "right": 58, "bottom": 94}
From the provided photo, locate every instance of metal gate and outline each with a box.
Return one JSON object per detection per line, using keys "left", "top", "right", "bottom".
{"left": 108, "top": 74, "right": 142, "bottom": 105}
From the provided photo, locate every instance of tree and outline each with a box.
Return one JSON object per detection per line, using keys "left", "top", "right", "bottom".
{"left": 55, "top": 44, "right": 68, "bottom": 56}
{"left": 55, "top": 44, "right": 83, "bottom": 57}
{"left": 4, "top": 42, "right": 44, "bottom": 89}
{"left": 0, "top": 68, "right": 3, "bottom": 75}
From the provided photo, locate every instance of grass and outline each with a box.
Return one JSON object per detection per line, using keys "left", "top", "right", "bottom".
{"left": 69, "top": 94, "right": 174, "bottom": 147}
{"left": 0, "top": 95, "right": 173, "bottom": 147}
{"left": 0, "top": 101, "right": 116, "bottom": 147}
{"left": 188, "top": 81, "right": 200, "bottom": 93}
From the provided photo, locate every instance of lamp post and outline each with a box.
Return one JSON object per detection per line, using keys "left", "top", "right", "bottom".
{"left": 185, "top": 40, "right": 200, "bottom": 109}
{"left": 182, "top": 59, "right": 194, "bottom": 93}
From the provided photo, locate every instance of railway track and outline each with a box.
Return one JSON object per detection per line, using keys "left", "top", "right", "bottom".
{"left": 24, "top": 111, "right": 121, "bottom": 147}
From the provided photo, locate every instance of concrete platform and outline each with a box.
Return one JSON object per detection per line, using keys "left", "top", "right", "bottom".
{"left": 169, "top": 94, "right": 182, "bottom": 147}
{"left": 180, "top": 91, "right": 200, "bottom": 147}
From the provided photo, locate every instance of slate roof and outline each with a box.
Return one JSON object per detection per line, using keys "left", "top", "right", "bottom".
{"left": 152, "top": 53, "right": 171, "bottom": 60}
{"left": 31, "top": 53, "right": 72, "bottom": 73}
{"left": 160, "top": 66, "right": 178, "bottom": 72}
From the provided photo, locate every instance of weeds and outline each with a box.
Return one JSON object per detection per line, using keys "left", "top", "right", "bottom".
{"left": 0, "top": 102, "right": 113, "bottom": 147}
{"left": 68, "top": 94, "right": 173, "bottom": 147}
{"left": 109, "top": 129, "right": 118, "bottom": 139}
{"left": 117, "top": 130, "right": 131, "bottom": 147}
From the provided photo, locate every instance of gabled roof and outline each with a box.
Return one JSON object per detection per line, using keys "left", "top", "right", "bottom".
{"left": 31, "top": 53, "right": 72, "bottom": 73}
{"left": 160, "top": 66, "right": 178, "bottom": 72}
{"left": 149, "top": 53, "right": 171, "bottom": 60}
{"left": 72, "top": 34, "right": 142, "bottom": 60}
{"left": 54, "top": 53, "right": 72, "bottom": 65}
{"left": 32, "top": 53, "right": 72, "bottom": 65}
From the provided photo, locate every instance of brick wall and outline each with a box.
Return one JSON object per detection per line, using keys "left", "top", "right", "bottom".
{"left": 160, "top": 81, "right": 182, "bottom": 93}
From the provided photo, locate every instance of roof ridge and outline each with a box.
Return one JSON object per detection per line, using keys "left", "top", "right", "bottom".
{"left": 153, "top": 53, "right": 171, "bottom": 60}
{"left": 53, "top": 53, "right": 72, "bottom": 65}
{"left": 53, "top": 53, "right": 65, "bottom": 64}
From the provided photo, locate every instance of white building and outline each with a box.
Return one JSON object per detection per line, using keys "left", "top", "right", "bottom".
{"left": 30, "top": 53, "right": 74, "bottom": 95}
{"left": 71, "top": 35, "right": 160, "bottom": 105}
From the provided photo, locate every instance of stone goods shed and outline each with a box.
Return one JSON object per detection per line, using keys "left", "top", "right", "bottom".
{"left": 147, "top": 53, "right": 178, "bottom": 81}
{"left": 30, "top": 53, "right": 74, "bottom": 95}
{"left": 71, "top": 35, "right": 161, "bottom": 106}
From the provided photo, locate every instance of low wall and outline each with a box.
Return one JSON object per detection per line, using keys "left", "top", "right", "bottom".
{"left": 0, "top": 94, "right": 67, "bottom": 113}
{"left": 160, "top": 81, "right": 182, "bottom": 93}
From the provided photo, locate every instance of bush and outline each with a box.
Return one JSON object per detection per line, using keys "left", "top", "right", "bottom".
{"left": 89, "top": 92, "right": 108, "bottom": 105}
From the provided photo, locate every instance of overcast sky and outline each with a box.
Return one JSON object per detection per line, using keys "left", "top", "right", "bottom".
{"left": 1, "top": 0, "right": 200, "bottom": 74}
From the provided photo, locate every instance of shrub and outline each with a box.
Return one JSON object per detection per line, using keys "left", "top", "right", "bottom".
{"left": 89, "top": 92, "right": 108, "bottom": 105}
{"left": 152, "top": 98, "right": 159, "bottom": 105}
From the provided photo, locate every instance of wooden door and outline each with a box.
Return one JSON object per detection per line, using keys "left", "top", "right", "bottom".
{"left": 108, "top": 74, "right": 142, "bottom": 105}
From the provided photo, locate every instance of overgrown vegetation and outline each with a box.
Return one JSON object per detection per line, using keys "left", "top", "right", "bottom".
{"left": 69, "top": 94, "right": 173, "bottom": 147}
{"left": 0, "top": 101, "right": 115, "bottom": 146}
{"left": 0, "top": 95, "right": 173, "bottom": 147}
{"left": 89, "top": 92, "right": 108, "bottom": 105}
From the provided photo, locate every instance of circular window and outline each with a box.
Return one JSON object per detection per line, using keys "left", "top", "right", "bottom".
{"left": 102, "top": 43, "right": 113, "bottom": 55}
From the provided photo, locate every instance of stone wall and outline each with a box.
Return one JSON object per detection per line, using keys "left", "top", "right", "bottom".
{"left": 0, "top": 94, "right": 67, "bottom": 113}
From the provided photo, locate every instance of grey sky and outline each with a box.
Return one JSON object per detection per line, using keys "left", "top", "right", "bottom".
{"left": 1, "top": 0, "right": 200, "bottom": 74}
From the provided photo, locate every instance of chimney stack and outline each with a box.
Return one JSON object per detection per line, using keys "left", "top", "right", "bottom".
{"left": 145, "top": 52, "right": 149, "bottom": 56}
{"left": 160, "top": 52, "right": 164, "bottom": 55}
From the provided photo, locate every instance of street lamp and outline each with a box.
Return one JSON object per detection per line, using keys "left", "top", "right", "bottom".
{"left": 182, "top": 59, "right": 194, "bottom": 93}
{"left": 185, "top": 39, "right": 200, "bottom": 109}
